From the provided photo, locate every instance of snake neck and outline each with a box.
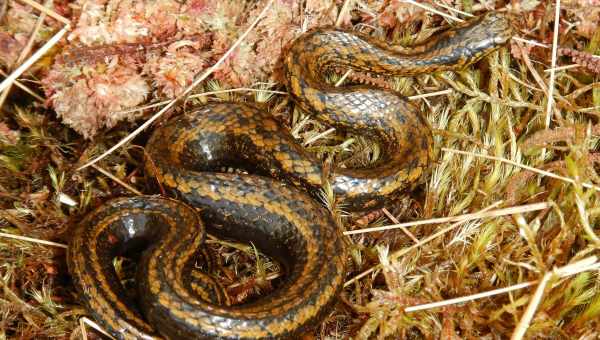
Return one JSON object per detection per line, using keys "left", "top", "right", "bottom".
{"left": 285, "top": 12, "right": 512, "bottom": 82}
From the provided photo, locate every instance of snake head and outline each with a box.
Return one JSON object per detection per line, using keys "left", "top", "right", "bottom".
{"left": 476, "top": 12, "right": 514, "bottom": 46}
{"left": 433, "top": 11, "right": 513, "bottom": 66}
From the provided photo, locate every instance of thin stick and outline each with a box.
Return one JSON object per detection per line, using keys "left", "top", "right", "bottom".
{"left": 408, "top": 89, "right": 453, "bottom": 100}
{"left": 0, "top": 69, "right": 44, "bottom": 102}
{"left": 344, "top": 201, "right": 550, "bottom": 235}
{"left": 511, "top": 257, "right": 600, "bottom": 340}
{"left": 0, "top": 232, "right": 68, "bottom": 248}
{"left": 507, "top": 72, "right": 543, "bottom": 92}
{"left": 76, "top": 0, "right": 275, "bottom": 171}
{"left": 0, "top": 0, "right": 48, "bottom": 108}
{"left": 17, "top": 0, "right": 71, "bottom": 25}
{"left": 542, "top": 0, "right": 562, "bottom": 159}
{"left": 578, "top": 105, "right": 600, "bottom": 113}
{"left": 336, "top": 0, "right": 354, "bottom": 27}
{"left": 0, "top": 24, "right": 70, "bottom": 94}
{"left": 402, "top": 0, "right": 464, "bottom": 22}
{"left": 79, "top": 318, "right": 88, "bottom": 340}
{"left": 81, "top": 317, "right": 115, "bottom": 340}
{"left": 381, "top": 208, "right": 420, "bottom": 243}
{"left": 335, "top": 70, "right": 353, "bottom": 87}
{"left": 405, "top": 257, "right": 600, "bottom": 317}
{"left": 344, "top": 201, "right": 504, "bottom": 287}
{"left": 544, "top": 64, "right": 580, "bottom": 73}
{"left": 442, "top": 147, "right": 600, "bottom": 192}
{"left": 511, "top": 37, "right": 550, "bottom": 49}
{"left": 91, "top": 164, "right": 143, "bottom": 196}
{"left": 405, "top": 281, "right": 538, "bottom": 312}
{"left": 304, "top": 127, "right": 336, "bottom": 145}
{"left": 510, "top": 273, "right": 551, "bottom": 340}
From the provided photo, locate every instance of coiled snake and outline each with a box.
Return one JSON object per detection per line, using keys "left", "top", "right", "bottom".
{"left": 67, "top": 12, "right": 512, "bottom": 340}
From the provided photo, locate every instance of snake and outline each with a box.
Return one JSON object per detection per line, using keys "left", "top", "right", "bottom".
{"left": 67, "top": 12, "right": 512, "bottom": 340}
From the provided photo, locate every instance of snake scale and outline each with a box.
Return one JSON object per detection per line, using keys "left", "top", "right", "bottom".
{"left": 67, "top": 12, "right": 512, "bottom": 340}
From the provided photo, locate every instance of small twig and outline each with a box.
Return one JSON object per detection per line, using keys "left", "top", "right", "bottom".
{"left": 79, "top": 318, "right": 88, "bottom": 340}
{"left": 578, "top": 105, "right": 600, "bottom": 113}
{"left": 0, "top": 69, "right": 44, "bottom": 102}
{"left": 408, "top": 89, "right": 453, "bottom": 100}
{"left": 0, "top": 232, "right": 68, "bottom": 248}
{"left": 511, "top": 36, "right": 550, "bottom": 49}
{"left": 381, "top": 208, "right": 420, "bottom": 243}
{"left": 304, "top": 128, "right": 336, "bottom": 146}
{"left": 511, "top": 257, "right": 600, "bottom": 340}
{"left": 542, "top": 0, "right": 562, "bottom": 159}
{"left": 91, "top": 164, "right": 143, "bottom": 196}
{"left": 404, "top": 257, "right": 600, "bottom": 318}
{"left": 76, "top": 0, "right": 275, "bottom": 171}
{"left": 442, "top": 147, "right": 600, "bottom": 192}
{"left": 344, "top": 202, "right": 549, "bottom": 235}
{"left": 0, "top": 0, "right": 48, "bottom": 109}
{"left": 513, "top": 41, "right": 549, "bottom": 95}
{"left": 0, "top": 24, "right": 70, "bottom": 94}
{"left": 17, "top": 0, "right": 71, "bottom": 25}
{"left": 336, "top": 0, "right": 354, "bottom": 27}
{"left": 402, "top": 0, "right": 464, "bottom": 22}
{"left": 544, "top": 64, "right": 580, "bottom": 73}
{"left": 507, "top": 72, "right": 543, "bottom": 92}
{"left": 335, "top": 70, "right": 353, "bottom": 87}
{"left": 405, "top": 281, "right": 538, "bottom": 312}
{"left": 80, "top": 317, "right": 115, "bottom": 340}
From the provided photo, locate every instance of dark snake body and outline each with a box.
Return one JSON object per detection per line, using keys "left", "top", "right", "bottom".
{"left": 67, "top": 12, "right": 512, "bottom": 340}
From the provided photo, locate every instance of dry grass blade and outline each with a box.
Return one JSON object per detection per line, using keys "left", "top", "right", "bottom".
{"left": 405, "top": 257, "right": 600, "bottom": 318}
{"left": 443, "top": 148, "right": 600, "bottom": 192}
{"left": 512, "top": 36, "right": 550, "bottom": 48}
{"left": 91, "top": 164, "right": 142, "bottom": 196}
{"left": 80, "top": 317, "right": 115, "bottom": 340}
{"left": 381, "top": 208, "right": 419, "bottom": 243}
{"left": 0, "top": 0, "right": 48, "bottom": 109}
{"left": 0, "top": 69, "right": 44, "bottom": 101}
{"left": 0, "top": 232, "right": 68, "bottom": 248}
{"left": 344, "top": 201, "right": 549, "bottom": 235}
{"left": 408, "top": 89, "right": 453, "bottom": 100}
{"left": 0, "top": 24, "right": 70, "bottom": 94}
{"left": 544, "top": 64, "right": 580, "bottom": 73}
{"left": 17, "top": 0, "right": 71, "bottom": 25}
{"left": 542, "top": 0, "right": 562, "bottom": 159}
{"left": 511, "top": 257, "right": 600, "bottom": 340}
{"left": 336, "top": 0, "right": 354, "bottom": 27}
{"left": 405, "top": 281, "right": 538, "bottom": 312}
{"left": 335, "top": 69, "right": 353, "bottom": 87}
